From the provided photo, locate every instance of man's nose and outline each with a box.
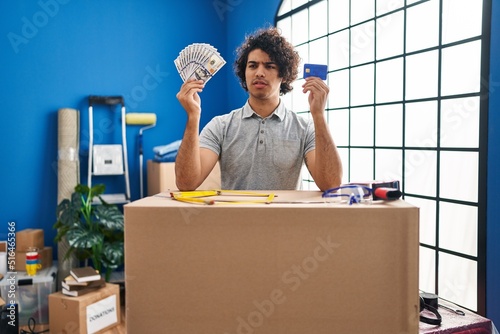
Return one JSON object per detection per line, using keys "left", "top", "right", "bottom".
{"left": 255, "top": 65, "right": 265, "bottom": 77}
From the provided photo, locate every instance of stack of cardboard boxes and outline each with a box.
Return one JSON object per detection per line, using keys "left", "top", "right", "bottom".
{"left": 0, "top": 228, "right": 121, "bottom": 333}
{"left": 0, "top": 228, "right": 56, "bottom": 328}
{"left": 14, "top": 228, "right": 52, "bottom": 271}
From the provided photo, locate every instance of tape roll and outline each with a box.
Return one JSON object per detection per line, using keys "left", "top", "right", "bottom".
{"left": 420, "top": 292, "right": 438, "bottom": 309}
{"left": 125, "top": 113, "right": 157, "bottom": 125}
{"left": 420, "top": 292, "right": 442, "bottom": 326}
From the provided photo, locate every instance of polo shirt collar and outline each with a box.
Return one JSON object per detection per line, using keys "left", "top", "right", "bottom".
{"left": 242, "top": 99, "right": 285, "bottom": 121}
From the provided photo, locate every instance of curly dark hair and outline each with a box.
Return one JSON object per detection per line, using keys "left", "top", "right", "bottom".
{"left": 234, "top": 26, "right": 300, "bottom": 95}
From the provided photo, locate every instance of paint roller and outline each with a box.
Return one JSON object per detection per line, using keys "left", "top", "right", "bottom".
{"left": 125, "top": 113, "right": 157, "bottom": 198}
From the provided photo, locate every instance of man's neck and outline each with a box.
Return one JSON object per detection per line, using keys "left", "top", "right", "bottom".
{"left": 248, "top": 96, "right": 280, "bottom": 118}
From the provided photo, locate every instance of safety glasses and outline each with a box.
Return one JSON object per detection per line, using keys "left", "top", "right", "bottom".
{"left": 322, "top": 185, "right": 373, "bottom": 205}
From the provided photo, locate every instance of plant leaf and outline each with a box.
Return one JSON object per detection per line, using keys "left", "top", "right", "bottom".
{"left": 75, "top": 184, "right": 89, "bottom": 195}
{"left": 90, "top": 184, "right": 106, "bottom": 197}
{"left": 67, "top": 228, "right": 103, "bottom": 249}
{"left": 101, "top": 241, "right": 124, "bottom": 269}
{"left": 94, "top": 206, "right": 124, "bottom": 231}
{"left": 54, "top": 192, "right": 83, "bottom": 232}
{"left": 53, "top": 225, "right": 70, "bottom": 242}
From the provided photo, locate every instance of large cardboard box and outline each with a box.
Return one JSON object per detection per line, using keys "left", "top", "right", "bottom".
{"left": 124, "top": 191, "right": 420, "bottom": 333}
{"left": 147, "top": 160, "right": 221, "bottom": 195}
{"left": 48, "top": 283, "right": 120, "bottom": 334}
{"left": 15, "top": 228, "right": 44, "bottom": 251}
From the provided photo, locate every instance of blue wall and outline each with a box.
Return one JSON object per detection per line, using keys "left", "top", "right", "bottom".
{"left": 0, "top": 0, "right": 227, "bottom": 245}
{"left": 1, "top": 0, "right": 499, "bottom": 326}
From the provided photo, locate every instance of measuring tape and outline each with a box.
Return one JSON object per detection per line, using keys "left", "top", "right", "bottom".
{"left": 170, "top": 190, "right": 275, "bottom": 205}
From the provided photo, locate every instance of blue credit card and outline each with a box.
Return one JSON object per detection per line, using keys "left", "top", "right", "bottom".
{"left": 303, "top": 63, "right": 328, "bottom": 80}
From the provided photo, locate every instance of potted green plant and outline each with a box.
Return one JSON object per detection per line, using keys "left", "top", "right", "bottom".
{"left": 54, "top": 183, "right": 124, "bottom": 281}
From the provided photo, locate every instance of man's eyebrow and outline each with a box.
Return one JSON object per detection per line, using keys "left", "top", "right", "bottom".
{"left": 247, "top": 60, "right": 277, "bottom": 65}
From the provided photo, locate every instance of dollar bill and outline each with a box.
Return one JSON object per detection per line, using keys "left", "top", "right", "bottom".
{"left": 174, "top": 43, "right": 226, "bottom": 83}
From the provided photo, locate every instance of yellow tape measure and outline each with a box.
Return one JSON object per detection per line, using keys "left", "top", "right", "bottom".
{"left": 170, "top": 190, "right": 275, "bottom": 205}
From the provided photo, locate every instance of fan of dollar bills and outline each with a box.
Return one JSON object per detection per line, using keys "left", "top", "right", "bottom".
{"left": 174, "top": 43, "right": 226, "bottom": 83}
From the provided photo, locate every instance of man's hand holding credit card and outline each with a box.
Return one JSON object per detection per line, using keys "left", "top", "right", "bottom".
{"left": 303, "top": 63, "right": 328, "bottom": 80}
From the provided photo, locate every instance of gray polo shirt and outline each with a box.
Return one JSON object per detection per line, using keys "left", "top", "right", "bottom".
{"left": 199, "top": 100, "right": 315, "bottom": 190}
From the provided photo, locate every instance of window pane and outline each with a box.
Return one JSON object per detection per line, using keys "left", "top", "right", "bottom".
{"left": 351, "top": 64, "right": 374, "bottom": 106}
{"left": 282, "top": 86, "right": 292, "bottom": 109}
{"left": 296, "top": 43, "right": 309, "bottom": 66}
{"left": 350, "top": 148, "right": 374, "bottom": 181}
{"left": 405, "top": 150, "right": 437, "bottom": 197}
{"left": 376, "top": 0, "right": 404, "bottom": 15}
{"left": 441, "top": 97, "right": 480, "bottom": 148}
{"left": 441, "top": 41, "right": 482, "bottom": 96}
{"left": 329, "top": 69, "right": 350, "bottom": 108}
{"left": 329, "top": 30, "right": 350, "bottom": 70}
{"left": 405, "top": 50, "right": 439, "bottom": 100}
{"left": 375, "top": 149, "right": 402, "bottom": 181}
{"left": 328, "top": 108, "right": 350, "bottom": 146}
{"left": 440, "top": 151, "right": 478, "bottom": 202}
{"left": 350, "top": 107, "right": 374, "bottom": 146}
{"left": 301, "top": 165, "right": 319, "bottom": 190}
{"left": 309, "top": 37, "right": 328, "bottom": 65}
{"left": 292, "top": 0, "right": 308, "bottom": 9}
{"left": 442, "top": 0, "right": 483, "bottom": 44}
{"left": 278, "top": 0, "right": 292, "bottom": 15}
{"left": 440, "top": 202, "right": 478, "bottom": 256}
{"left": 376, "top": 57, "right": 403, "bottom": 103}
{"left": 376, "top": 10, "right": 404, "bottom": 60}
{"left": 405, "top": 101, "right": 438, "bottom": 148}
{"left": 406, "top": 0, "right": 439, "bottom": 53}
{"left": 351, "top": 0, "right": 375, "bottom": 25}
{"left": 375, "top": 104, "right": 402, "bottom": 147}
{"left": 350, "top": 20, "right": 375, "bottom": 66}
{"left": 291, "top": 79, "right": 309, "bottom": 112}
{"left": 329, "top": 0, "right": 350, "bottom": 32}
{"left": 419, "top": 246, "right": 436, "bottom": 293}
{"left": 338, "top": 147, "right": 350, "bottom": 184}
{"left": 277, "top": 17, "right": 292, "bottom": 41}
{"left": 406, "top": 196, "right": 437, "bottom": 246}
{"left": 309, "top": 1, "right": 328, "bottom": 40}
{"left": 439, "top": 253, "right": 477, "bottom": 311}
{"left": 291, "top": 10, "right": 309, "bottom": 45}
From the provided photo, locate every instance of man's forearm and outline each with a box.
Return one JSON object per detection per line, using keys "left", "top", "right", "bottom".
{"left": 175, "top": 116, "right": 203, "bottom": 190}
{"left": 312, "top": 116, "right": 343, "bottom": 191}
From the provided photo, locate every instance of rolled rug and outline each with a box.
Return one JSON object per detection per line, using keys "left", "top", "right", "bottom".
{"left": 57, "top": 108, "right": 80, "bottom": 288}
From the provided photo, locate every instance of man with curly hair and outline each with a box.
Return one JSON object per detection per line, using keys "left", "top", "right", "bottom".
{"left": 175, "top": 27, "right": 343, "bottom": 191}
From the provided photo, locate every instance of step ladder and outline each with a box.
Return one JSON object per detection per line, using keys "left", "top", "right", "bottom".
{"left": 87, "top": 95, "right": 130, "bottom": 204}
